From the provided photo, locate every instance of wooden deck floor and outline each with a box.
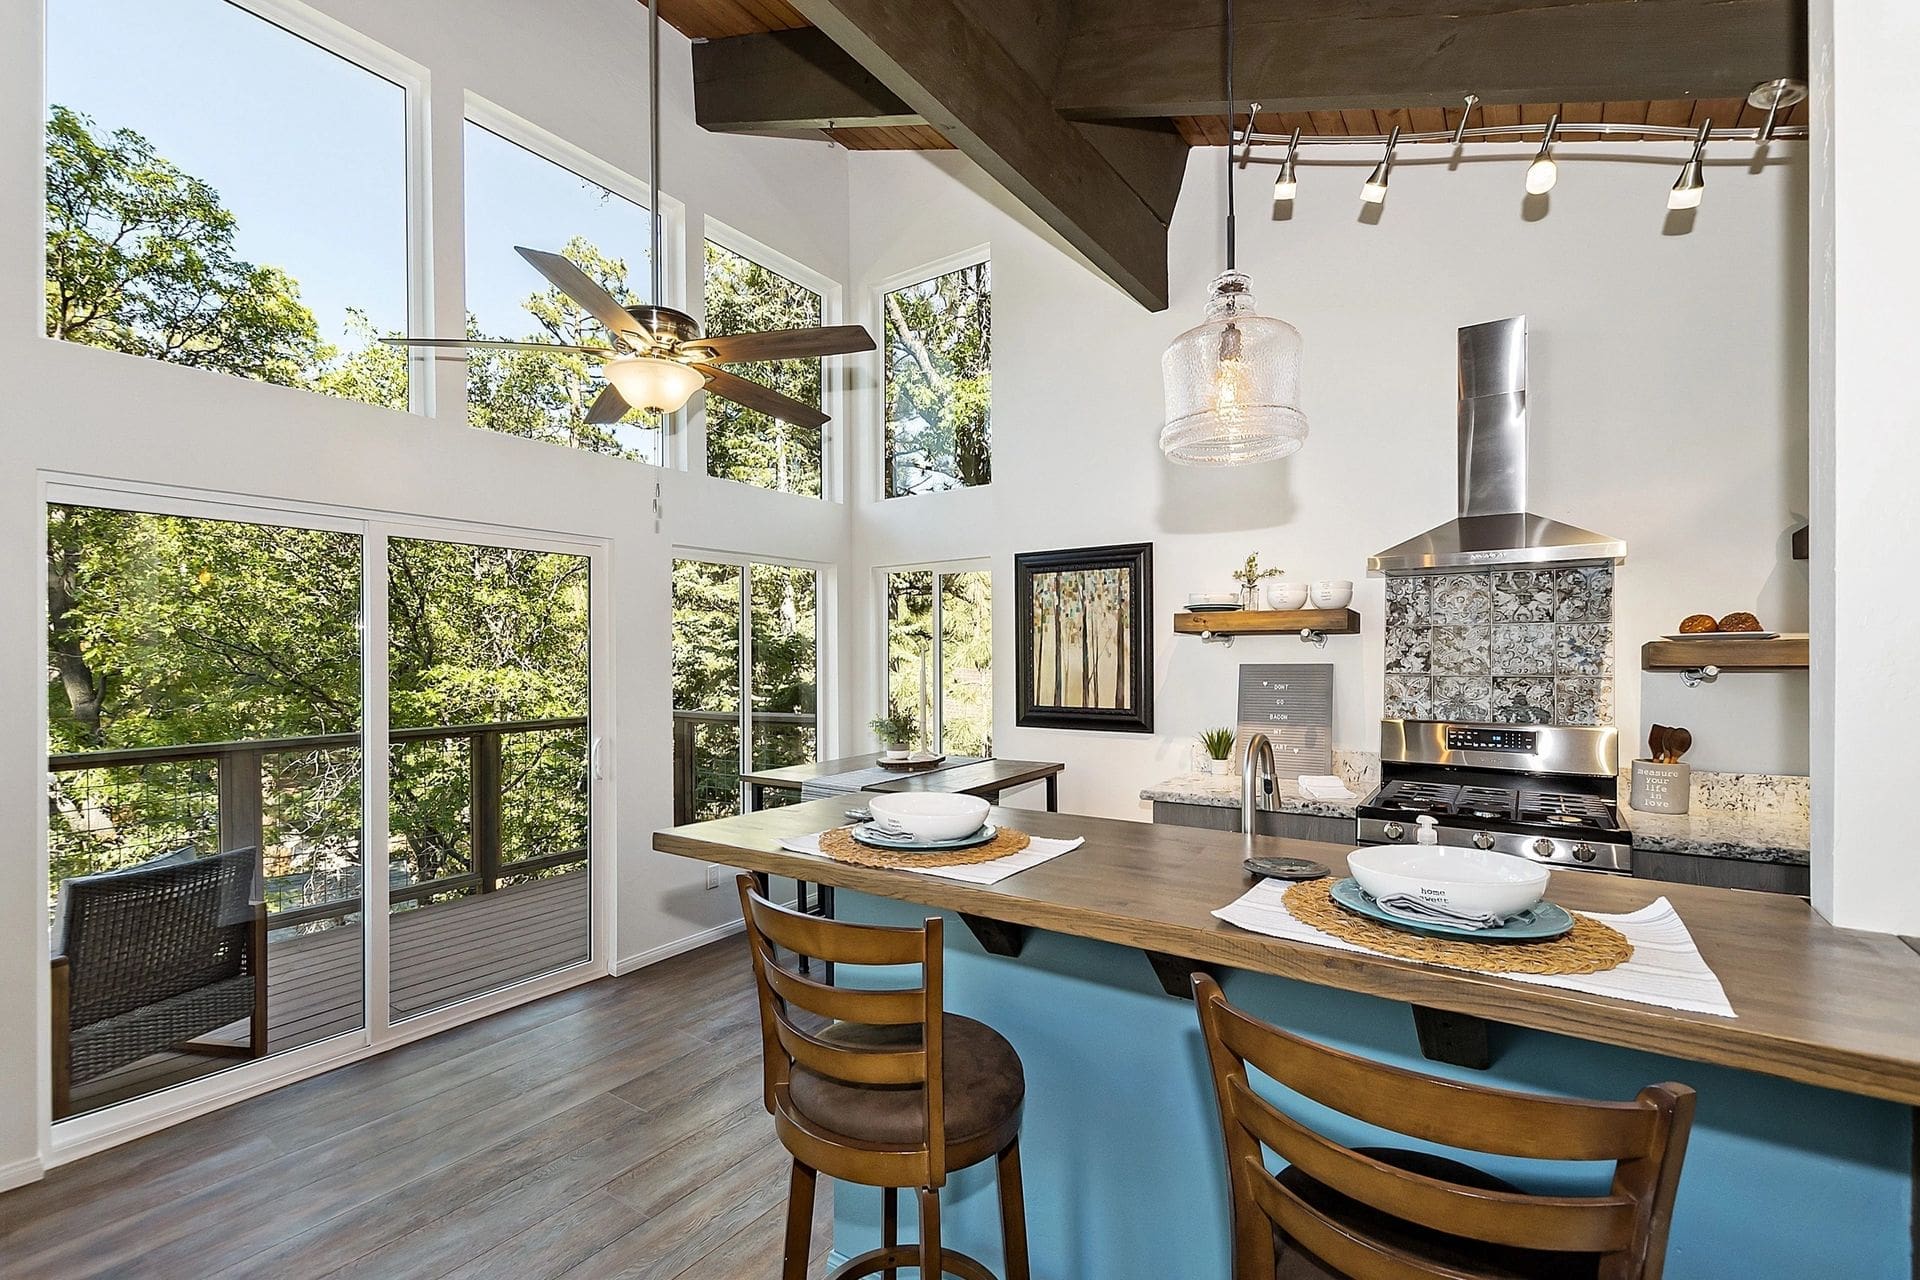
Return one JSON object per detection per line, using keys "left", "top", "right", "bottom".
{"left": 5, "top": 935, "right": 827, "bottom": 1279}
{"left": 71, "top": 871, "right": 592, "bottom": 1114}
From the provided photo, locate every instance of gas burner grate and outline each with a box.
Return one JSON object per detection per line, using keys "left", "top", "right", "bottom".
{"left": 1518, "top": 791, "right": 1616, "bottom": 828}
{"left": 1377, "top": 780, "right": 1459, "bottom": 814}
{"left": 1455, "top": 786, "right": 1518, "bottom": 820}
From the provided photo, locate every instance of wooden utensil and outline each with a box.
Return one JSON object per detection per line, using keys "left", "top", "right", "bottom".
{"left": 1649, "top": 724, "right": 1671, "bottom": 763}
{"left": 1665, "top": 727, "right": 1692, "bottom": 764}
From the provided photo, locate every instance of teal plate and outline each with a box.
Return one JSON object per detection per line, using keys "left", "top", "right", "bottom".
{"left": 1328, "top": 878, "right": 1575, "bottom": 943}
{"left": 849, "top": 822, "right": 998, "bottom": 852}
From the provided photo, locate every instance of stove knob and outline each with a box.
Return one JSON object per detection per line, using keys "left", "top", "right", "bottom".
{"left": 1572, "top": 842, "right": 1598, "bottom": 863}
{"left": 1382, "top": 821, "right": 1405, "bottom": 841}
{"left": 1472, "top": 831, "right": 1496, "bottom": 851}
{"left": 1532, "top": 838, "right": 1556, "bottom": 859}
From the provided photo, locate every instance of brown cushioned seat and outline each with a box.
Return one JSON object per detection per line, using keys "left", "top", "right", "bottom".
{"left": 1274, "top": 1147, "right": 1602, "bottom": 1280}
{"left": 788, "top": 1013, "right": 1024, "bottom": 1147}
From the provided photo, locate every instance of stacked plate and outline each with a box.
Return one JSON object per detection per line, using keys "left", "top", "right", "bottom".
{"left": 852, "top": 793, "right": 995, "bottom": 852}
{"left": 1339, "top": 845, "right": 1573, "bottom": 941}
{"left": 1187, "top": 592, "right": 1241, "bottom": 613}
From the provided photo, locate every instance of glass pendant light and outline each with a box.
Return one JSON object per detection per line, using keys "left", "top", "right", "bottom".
{"left": 1160, "top": 0, "right": 1307, "bottom": 466}
{"left": 605, "top": 355, "right": 706, "bottom": 413}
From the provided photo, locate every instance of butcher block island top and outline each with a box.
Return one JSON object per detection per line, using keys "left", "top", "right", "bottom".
{"left": 655, "top": 798, "right": 1920, "bottom": 1107}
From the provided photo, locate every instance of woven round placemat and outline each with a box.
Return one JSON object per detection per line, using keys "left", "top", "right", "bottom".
{"left": 1284, "top": 879, "right": 1633, "bottom": 976}
{"left": 819, "top": 825, "right": 1032, "bottom": 869}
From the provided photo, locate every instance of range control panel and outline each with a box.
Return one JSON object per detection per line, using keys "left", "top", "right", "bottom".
{"left": 1443, "top": 726, "right": 1538, "bottom": 754}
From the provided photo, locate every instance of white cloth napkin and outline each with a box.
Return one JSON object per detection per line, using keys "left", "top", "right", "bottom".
{"left": 1213, "top": 879, "right": 1735, "bottom": 1018}
{"left": 1372, "top": 894, "right": 1503, "bottom": 930}
{"left": 777, "top": 829, "right": 1084, "bottom": 886}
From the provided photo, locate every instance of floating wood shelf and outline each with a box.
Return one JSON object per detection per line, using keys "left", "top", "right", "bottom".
{"left": 1174, "top": 608, "right": 1360, "bottom": 637}
{"left": 1641, "top": 634, "right": 1810, "bottom": 673}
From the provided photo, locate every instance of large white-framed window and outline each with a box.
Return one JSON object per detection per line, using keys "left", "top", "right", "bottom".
{"left": 701, "top": 218, "right": 845, "bottom": 501}
{"left": 460, "top": 97, "right": 687, "bottom": 468}
{"left": 40, "top": 476, "right": 614, "bottom": 1156}
{"left": 672, "top": 552, "right": 829, "bottom": 819}
{"left": 42, "top": 0, "right": 429, "bottom": 414}
{"left": 873, "top": 248, "right": 992, "bottom": 500}
{"left": 882, "top": 561, "right": 993, "bottom": 756}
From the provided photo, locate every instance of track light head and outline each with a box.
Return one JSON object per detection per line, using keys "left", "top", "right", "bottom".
{"left": 1272, "top": 128, "right": 1300, "bottom": 202}
{"left": 1524, "top": 114, "right": 1560, "bottom": 194}
{"left": 1668, "top": 120, "right": 1710, "bottom": 210}
{"left": 1362, "top": 126, "right": 1399, "bottom": 204}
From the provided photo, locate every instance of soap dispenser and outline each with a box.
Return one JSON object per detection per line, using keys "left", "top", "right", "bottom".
{"left": 1415, "top": 815, "right": 1440, "bottom": 846}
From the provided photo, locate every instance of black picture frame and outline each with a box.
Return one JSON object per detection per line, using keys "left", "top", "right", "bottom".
{"left": 1014, "top": 542, "right": 1154, "bottom": 733}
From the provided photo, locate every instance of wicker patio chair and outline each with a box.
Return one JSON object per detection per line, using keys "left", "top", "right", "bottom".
{"left": 50, "top": 846, "right": 268, "bottom": 1118}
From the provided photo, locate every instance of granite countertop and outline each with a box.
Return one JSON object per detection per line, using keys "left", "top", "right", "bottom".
{"left": 1140, "top": 772, "right": 1364, "bottom": 819}
{"left": 1619, "top": 771, "right": 1811, "bottom": 865}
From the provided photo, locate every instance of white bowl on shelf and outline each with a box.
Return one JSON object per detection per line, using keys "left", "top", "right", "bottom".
{"left": 1266, "top": 581, "right": 1310, "bottom": 611}
{"left": 866, "top": 792, "right": 991, "bottom": 842}
{"left": 1346, "top": 846, "right": 1550, "bottom": 919}
{"left": 1309, "top": 580, "right": 1354, "bottom": 610}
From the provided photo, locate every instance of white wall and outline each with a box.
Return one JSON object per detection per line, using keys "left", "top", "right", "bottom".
{"left": 0, "top": 0, "right": 853, "bottom": 1177}
{"left": 847, "top": 144, "right": 1811, "bottom": 820}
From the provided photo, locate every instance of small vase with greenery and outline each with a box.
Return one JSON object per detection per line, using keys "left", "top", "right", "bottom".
{"left": 870, "top": 711, "right": 919, "bottom": 759}
{"left": 1197, "top": 727, "right": 1236, "bottom": 775}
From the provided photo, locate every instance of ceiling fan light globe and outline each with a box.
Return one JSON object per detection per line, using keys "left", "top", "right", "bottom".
{"left": 604, "top": 356, "right": 705, "bottom": 414}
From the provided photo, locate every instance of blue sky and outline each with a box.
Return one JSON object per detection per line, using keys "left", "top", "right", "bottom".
{"left": 47, "top": 0, "right": 652, "bottom": 352}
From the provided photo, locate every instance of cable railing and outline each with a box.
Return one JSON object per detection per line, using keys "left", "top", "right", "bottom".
{"left": 48, "top": 717, "right": 590, "bottom": 930}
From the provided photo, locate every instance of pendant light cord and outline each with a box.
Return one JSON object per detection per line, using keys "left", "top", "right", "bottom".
{"left": 1223, "top": 0, "right": 1235, "bottom": 271}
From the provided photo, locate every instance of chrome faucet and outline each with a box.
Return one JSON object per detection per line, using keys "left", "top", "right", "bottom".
{"left": 1241, "top": 731, "right": 1277, "bottom": 843}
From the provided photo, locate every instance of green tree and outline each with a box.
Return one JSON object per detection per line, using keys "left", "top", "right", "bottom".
{"left": 703, "top": 242, "right": 823, "bottom": 497}
{"left": 46, "top": 105, "right": 323, "bottom": 388}
{"left": 884, "top": 263, "right": 991, "bottom": 497}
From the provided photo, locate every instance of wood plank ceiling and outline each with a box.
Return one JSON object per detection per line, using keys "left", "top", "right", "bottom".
{"left": 656, "top": 0, "right": 1804, "bottom": 150}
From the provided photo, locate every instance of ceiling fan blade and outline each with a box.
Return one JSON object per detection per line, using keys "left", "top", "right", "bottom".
{"left": 514, "top": 247, "right": 647, "bottom": 347}
{"left": 695, "top": 325, "right": 876, "bottom": 364}
{"left": 697, "top": 366, "right": 830, "bottom": 430}
{"left": 379, "top": 336, "right": 616, "bottom": 356}
{"left": 584, "top": 384, "right": 630, "bottom": 425}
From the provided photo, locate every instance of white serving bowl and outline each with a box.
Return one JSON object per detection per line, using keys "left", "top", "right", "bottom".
{"left": 867, "top": 792, "right": 991, "bottom": 842}
{"left": 1310, "top": 579, "right": 1355, "bottom": 610}
{"left": 1266, "top": 581, "right": 1310, "bottom": 611}
{"left": 1346, "top": 846, "right": 1550, "bottom": 919}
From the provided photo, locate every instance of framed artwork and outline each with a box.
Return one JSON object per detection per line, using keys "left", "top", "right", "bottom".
{"left": 1014, "top": 542, "right": 1153, "bottom": 733}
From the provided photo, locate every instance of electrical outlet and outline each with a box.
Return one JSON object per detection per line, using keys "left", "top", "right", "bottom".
{"left": 704, "top": 863, "right": 721, "bottom": 890}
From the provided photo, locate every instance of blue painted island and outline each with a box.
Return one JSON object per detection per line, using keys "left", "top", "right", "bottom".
{"left": 656, "top": 799, "right": 1920, "bottom": 1279}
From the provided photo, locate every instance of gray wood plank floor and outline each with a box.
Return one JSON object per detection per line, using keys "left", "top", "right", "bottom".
{"left": 1, "top": 935, "right": 831, "bottom": 1279}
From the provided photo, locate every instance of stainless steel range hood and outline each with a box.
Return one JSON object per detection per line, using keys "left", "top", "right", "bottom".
{"left": 1368, "top": 317, "right": 1626, "bottom": 574}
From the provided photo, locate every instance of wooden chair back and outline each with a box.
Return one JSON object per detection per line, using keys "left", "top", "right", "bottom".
{"left": 1192, "top": 975, "right": 1695, "bottom": 1280}
{"left": 736, "top": 875, "right": 948, "bottom": 1183}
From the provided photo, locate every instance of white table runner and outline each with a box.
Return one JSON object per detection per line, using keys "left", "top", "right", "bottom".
{"left": 777, "top": 829, "right": 1083, "bottom": 885}
{"left": 1214, "top": 879, "right": 1736, "bottom": 1018}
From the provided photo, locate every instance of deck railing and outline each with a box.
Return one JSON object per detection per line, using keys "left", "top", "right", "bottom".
{"left": 671, "top": 708, "right": 817, "bottom": 824}
{"left": 48, "top": 717, "right": 589, "bottom": 929}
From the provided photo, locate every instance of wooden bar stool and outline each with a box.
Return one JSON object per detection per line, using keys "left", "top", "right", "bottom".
{"left": 737, "top": 876, "right": 1030, "bottom": 1280}
{"left": 1192, "top": 976, "right": 1695, "bottom": 1280}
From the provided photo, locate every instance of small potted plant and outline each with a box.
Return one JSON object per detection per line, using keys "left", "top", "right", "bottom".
{"left": 1197, "top": 727, "right": 1236, "bottom": 775}
{"left": 870, "top": 710, "right": 919, "bottom": 761}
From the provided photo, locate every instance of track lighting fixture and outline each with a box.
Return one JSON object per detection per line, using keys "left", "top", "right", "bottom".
{"left": 1668, "top": 120, "right": 1709, "bottom": 211}
{"left": 1525, "top": 114, "right": 1560, "bottom": 194}
{"left": 1361, "top": 126, "right": 1399, "bottom": 204}
{"left": 1272, "top": 128, "right": 1300, "bottom": 202}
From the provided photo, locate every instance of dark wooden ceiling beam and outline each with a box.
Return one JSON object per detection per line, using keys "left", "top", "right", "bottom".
{"left": 781, "top": 0, "right": 1180, "bottom": 310}
{"left": 1053, "top": 0, "right": 1807, "bottom": 120}
{"left": 693, "top": 28, "right": 924, "bottom": 132}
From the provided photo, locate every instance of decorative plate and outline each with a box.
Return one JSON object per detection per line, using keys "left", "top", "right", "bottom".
{"left": 877, "top": 753, "right": 948, "bottom": 770}
{"left": 1660, "top": 631, "right": 1781, "bottom": 641}
{"left": 849, "top": 822, "right": 997, "bottom": 852}
{"left": 1327, "top": 877, "right": 1575, "bottom": 942}
{"left": 1186, "top": 603, "right": 1244, "bottom": 613}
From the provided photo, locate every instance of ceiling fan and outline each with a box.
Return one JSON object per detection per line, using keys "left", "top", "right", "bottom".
{"left": 381, "top": 0, "right": 873, "bottom": 431}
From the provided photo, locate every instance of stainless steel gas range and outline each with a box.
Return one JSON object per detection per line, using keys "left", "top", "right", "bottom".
{"left": 1356, "top": 720, "right": 1630, "bottom": 874}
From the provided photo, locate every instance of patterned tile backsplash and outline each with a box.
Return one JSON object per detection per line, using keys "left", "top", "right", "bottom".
{"left": 1384, "top": 566, "right": 1615, "bottom": 725}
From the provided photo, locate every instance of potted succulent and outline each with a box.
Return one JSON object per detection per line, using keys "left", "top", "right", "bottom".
{"left": 1197, "top": 727, "right": 1236, "bottom": 775}
{"left": 870, "top": 710, "right": 919, "bottom": 761}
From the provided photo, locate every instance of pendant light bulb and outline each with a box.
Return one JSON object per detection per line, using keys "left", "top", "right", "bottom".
{"left": 1668, "top": 120, "right": 1710, "bottom": 211}
{"left": 1525, "top": 114, "right": 1559, "bottom": 194}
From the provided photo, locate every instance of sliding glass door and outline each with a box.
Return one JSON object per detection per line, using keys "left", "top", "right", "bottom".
{"left": 46, "top": 492, "right": 604, "bottom": 1123}
{"left": 386, "top": 536, "right": 593, "bottom": 1021}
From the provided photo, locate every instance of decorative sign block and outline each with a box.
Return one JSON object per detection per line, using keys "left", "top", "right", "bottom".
{"left": 1629, "top": 760, "right": 1692, "bottom": 814}
{"left": 1235, "top": 663, "right": 1334, "bottom": 778}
